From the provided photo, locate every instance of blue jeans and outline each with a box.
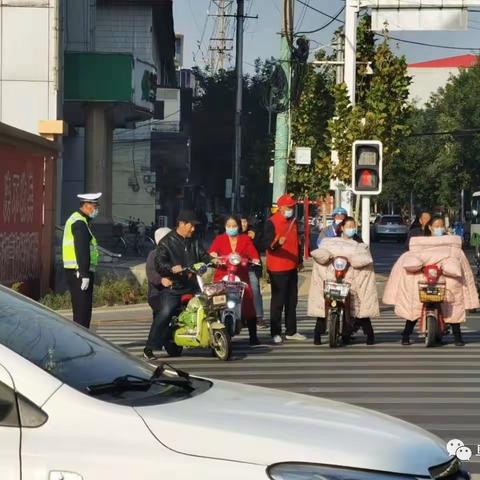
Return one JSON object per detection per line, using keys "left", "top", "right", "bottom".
{"left": 249, "top": 270, "right": 264, "bottom": 319}
{"left": 146, "top": 290, "right": 182, "bottom": 350}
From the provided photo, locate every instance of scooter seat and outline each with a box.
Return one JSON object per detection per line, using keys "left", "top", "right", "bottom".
{"left": 181, "top": 294, "right": 193, "bottom": 304}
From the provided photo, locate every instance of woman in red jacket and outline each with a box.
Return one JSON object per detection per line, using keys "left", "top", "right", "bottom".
{"left": 209, "top": 215, "right": 261, "bottom": 345}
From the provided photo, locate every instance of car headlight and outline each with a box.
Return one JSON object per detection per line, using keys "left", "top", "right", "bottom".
{"left": 267, "top": 463, "right": 416, "bottom": 480}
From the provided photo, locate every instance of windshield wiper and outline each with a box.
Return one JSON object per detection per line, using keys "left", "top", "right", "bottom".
{"left": 87, "top": 373, "right": 194, "bottom": 396}
{"left": 151, "top": 362, "right": 191, "bottom": 381}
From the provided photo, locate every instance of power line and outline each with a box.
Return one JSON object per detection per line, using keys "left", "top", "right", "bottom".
{"left": 188, "top": 0, "right": 202, "bottom": 34}
{"left": 244, "top": 0, "right": 256, "bottom": 31}
{"left": 193, "top": 0, "right": 213, "bottom": 64}
{"left": 295, "top": 0, "right": 480, "bottom": 51}
{"left": 378, "top": 33, "right": 480, "bottom": 51}
{"left": 295, "top": 0, "right": 310, "bottom": 32}
{"left": 296, "top": 6, "right": 345, "bottom": 35}
{"left": 409, "top": 128, "right": 480, "bottom": 138}
{"left": 295, "top": 0, "right": 344, "bottom": 22}
{"left": 209, "top": 0, "right": 235, "bottom": 72}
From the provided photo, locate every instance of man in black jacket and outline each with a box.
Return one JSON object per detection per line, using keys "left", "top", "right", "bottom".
{"left": 406, "top": 210, "right": 431, "bottom": 249}
{"left": 144, "top": 210, "right": 211, "bottom": 360}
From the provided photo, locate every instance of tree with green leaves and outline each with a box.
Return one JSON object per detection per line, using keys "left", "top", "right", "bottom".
{"left": 382, "top": 58, "right": 480, "bottom": 215}
{"left": 191, "top": 64, "right": 273, "bottom": 212}
{"left": 328, "top": 17, "right": 412, "bottom": 187}
{"left": 287, "top": 52, "right": 335, "bottom": 198}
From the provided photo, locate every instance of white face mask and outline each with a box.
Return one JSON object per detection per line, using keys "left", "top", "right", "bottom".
{"left": 89, "top": 208, "right": 99, "bottom": 219}
{"left": 284, "top": 209, "right": 294, "bottom": 219}
{"left": 432, "top": 227, "right": 445, "bottom": 236}
{"left": 344, "top": 228, "right": 357, "bottom": 238}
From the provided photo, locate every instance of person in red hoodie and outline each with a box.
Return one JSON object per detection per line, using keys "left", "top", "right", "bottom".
{"left": 264, "top": 194, "right": 306, "bottom": 344}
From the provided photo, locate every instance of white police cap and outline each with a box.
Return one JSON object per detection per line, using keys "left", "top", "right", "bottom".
{"left": 77, "top": 192, "right": 102, "bottom": 203}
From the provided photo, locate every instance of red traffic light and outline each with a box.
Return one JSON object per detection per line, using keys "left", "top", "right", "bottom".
{"left": 352, "top": 140, "right": 383, "bottom": 195}
{"left": 357, "top": 169, "right": 377, "bottom": 188}
{"left": 359, "top": 170, "right": 373, "bottom": 187}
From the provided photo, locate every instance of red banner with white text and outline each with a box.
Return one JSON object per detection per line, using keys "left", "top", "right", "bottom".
{"left": 0, "top": 145, "right": 45, "bottom": 296}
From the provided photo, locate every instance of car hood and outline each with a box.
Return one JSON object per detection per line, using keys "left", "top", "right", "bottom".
{"left": 135, "top": 379, "right": 449, "bottom": 476}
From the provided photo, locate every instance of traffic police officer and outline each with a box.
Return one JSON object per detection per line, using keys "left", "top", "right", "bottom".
{"left": 63, "top": 193, "right": 101, "bottom": 328}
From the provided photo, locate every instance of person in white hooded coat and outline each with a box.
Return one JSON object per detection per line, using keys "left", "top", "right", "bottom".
{"left": 308, "top": 217, "right": 380, "bottom": 345}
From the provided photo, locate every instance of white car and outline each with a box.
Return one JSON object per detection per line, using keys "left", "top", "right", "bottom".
{"left": 373, "top": 215, "right": 409, "bottom": 242}
{"left": 0, "top": 286, "right": 469, "bottom": 480}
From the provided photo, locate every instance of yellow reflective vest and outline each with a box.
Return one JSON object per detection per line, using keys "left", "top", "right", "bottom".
{"left": 62, "top": 212, "right": 99, "bottom": 271}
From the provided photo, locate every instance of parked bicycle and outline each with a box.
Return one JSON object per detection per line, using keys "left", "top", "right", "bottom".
{"left": 112, "top": 218, "right": 155, "bottom": 257}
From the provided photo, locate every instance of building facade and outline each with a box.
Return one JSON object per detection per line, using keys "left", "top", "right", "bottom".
{"left": 0, "top": 0, "right": 181, "bottom": 227}
{"left": 408, "top": 54, "right": 478, "bottom": 107}
{"left": 0, "top": 0, "right": 62, "bottom": 135}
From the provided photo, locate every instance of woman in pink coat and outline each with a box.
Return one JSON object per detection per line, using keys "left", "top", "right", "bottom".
{"left": 383, "top": 216, "right": 479, "bottom": 346}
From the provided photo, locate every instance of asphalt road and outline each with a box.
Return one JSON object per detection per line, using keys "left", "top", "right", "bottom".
{"left": 89, "top": 240, "right": 480, "bottom": 476}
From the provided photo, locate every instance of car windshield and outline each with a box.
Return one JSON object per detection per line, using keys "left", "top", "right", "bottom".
{"left": 380, "top": 216, "right": 403, "bottom": 225}
{"left": 0, "top": 286, "right": 205, "bottom": 405}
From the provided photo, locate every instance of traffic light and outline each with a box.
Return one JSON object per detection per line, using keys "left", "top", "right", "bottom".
{"left": 352, "top": 140, "right": 383, "bottom": 195}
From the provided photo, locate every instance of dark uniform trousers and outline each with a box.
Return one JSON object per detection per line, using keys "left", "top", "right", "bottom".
{"left": 65, "top": 270, "right": 95, "bottom": 329}
{"left": 146, "top": 290, "right": 182, "bottom": 350}
{"left": 269, "top": 269, "right": 298, "bottom": 337}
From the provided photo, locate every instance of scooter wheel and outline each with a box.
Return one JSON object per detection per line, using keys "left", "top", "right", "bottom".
{"left": 212, "top": 329, "right": 232, "bottom": 361}
{"left": 425, "top": 315, "right": 437, "bottom": 348}
{"left": 327, "top": 311, "right": 340, "bottom": 348}
{"left": 165, "top": 342, "right": 183, "bottom": 357}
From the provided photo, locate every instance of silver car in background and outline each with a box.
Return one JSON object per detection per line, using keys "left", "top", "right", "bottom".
{"left": 373, "top": 215, "right": 408, "bottom": 242}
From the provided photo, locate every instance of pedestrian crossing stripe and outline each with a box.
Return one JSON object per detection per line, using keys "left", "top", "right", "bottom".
{"left": 93, "top": 305, "right": 480, "bottom": 473}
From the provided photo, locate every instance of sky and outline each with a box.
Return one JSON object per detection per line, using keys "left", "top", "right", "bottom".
{"left": 173, "top": 0, "right": 480, "bottom": 73}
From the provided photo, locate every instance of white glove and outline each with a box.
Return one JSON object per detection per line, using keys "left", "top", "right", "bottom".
{"left": 80, "top": 277, "right": 90, "bottom": 291}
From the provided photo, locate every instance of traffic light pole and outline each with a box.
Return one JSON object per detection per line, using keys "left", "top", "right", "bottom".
{"left": 344, "top": 0, "right": 372, "bottom": 244}
{"left": 361, "top": 196, "right": 370, "bottom": 244}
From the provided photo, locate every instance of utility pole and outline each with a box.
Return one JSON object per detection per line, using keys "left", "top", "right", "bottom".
{"left": 272, "top": 0, "right": 293, "bottom": 204}
{"left": 209, "top": 1, "right": 234, "bottom": 73}
{"left": 333, "top": 30, "right": 345, "bottom": 209}
{"left": 335, "top": 32, "right": 345, "bottom": 85}
{"left": 231, "top": 0, "right": 244, "bottom": 213}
